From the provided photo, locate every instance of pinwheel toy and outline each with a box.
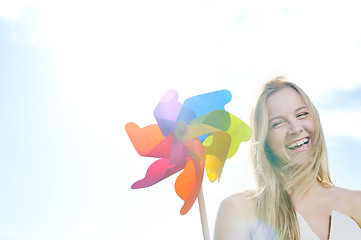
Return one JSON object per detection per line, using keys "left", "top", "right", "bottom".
{"left": 125, "top": 89, "right": 251, "bottom": 240}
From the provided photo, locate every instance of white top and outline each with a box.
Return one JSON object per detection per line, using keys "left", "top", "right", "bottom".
{"left": 297, "top": 210, "right": 361, "bottom": 240}
{"left": 251, "top": 220, "right": 277, "bottom": 239}
{"left": 251, "top": 210, "right": 361, "bottom": 240}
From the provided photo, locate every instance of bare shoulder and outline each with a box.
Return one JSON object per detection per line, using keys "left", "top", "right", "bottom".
{"left": 331, "top": 186, "right": 361, "bottom": 226}
{"left": 332, "top": 186, "right": 361, "bottom": 209}
{"left": 214, "top": 191, "right": 258, "bottom": 240}
{"left": 345, "top": 188, "right": 361, "bottom": 227}
{"left": 219, "top": 192, "right": 256, "bottom": 218}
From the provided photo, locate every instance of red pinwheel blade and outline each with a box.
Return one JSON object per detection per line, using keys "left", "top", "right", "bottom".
{"left": 131, "top": 139, "right": 188, "bottom": 189}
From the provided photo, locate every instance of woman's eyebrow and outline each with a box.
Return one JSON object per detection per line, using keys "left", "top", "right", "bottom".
{"left": 295, "top": 106, "right": 308, "bottom": 112}
{"left": 268, "top": 116, "right": 282, "bottom": 124}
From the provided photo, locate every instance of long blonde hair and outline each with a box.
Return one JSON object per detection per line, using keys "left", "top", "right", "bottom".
{"left": 250, "top": 76, "right": 332, "bottom": 239}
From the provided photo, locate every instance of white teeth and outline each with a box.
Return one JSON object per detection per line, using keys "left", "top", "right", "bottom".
{"left": 287, "top": 138, "right": 308, "bottom": 149}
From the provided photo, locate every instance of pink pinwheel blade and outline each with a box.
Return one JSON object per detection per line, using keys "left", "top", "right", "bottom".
{"left": 131, "top": 158, "right": 184, "bottom": 189}
{"left": 169, "top": 139, "right": 187, "bottom": 167}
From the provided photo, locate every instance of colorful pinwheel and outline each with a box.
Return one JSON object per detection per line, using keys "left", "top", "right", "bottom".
{"left": 125, "top": 89, "right": 251, "bottom": 215}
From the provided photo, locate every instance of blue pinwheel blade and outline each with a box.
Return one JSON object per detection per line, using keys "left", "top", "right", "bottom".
{"left": 176, "top": 90, "right": 232, "bottom": 123}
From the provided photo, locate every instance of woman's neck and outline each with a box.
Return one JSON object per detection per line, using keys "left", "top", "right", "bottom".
{"left": 291, "top": 179, "right": 327, "bottom": 204}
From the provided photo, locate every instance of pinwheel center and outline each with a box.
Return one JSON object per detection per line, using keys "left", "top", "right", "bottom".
{"left": 175, "top": 121, "right": 191, "bottom": 140}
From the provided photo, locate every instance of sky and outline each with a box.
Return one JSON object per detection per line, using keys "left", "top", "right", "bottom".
{"left": 0, "top": 1, "right": 361, "bottom": 239}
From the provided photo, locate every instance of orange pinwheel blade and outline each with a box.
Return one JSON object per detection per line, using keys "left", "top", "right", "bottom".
{"left": 175, "top": 138, "right": 205, "bottom": 215}
{"left": 125, "top": 122, "right": 173, "bottom": 158}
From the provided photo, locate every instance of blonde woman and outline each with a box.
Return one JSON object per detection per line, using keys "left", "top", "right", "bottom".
{"left": 214, "top": 77, "right": 361, "bottom": 239}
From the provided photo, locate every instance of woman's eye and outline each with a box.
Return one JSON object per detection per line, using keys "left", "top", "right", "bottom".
{"left": 297, "top": 112, "right": 309, "bottom": 119}
{"left": 271, "top": 121, "right": 284, "bottom": 128}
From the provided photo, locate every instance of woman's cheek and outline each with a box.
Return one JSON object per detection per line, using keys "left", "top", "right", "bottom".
{"left": 305, "top": 119, "right": 316, "bottom": 135}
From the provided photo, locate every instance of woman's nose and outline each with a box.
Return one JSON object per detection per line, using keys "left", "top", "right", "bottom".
{"left": 287, "top": 120, "right": 303, "bottom": 135}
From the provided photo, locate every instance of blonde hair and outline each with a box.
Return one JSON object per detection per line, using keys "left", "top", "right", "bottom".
{"left": 250, "top": 76, "right": 332, "bottom": 239}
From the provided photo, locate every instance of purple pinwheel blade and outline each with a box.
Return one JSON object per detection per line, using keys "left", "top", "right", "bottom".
{"left": 154, "top": 89, "right": 183, "bottom": 137}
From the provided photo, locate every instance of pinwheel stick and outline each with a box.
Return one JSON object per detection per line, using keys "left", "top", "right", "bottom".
{"left": 198, "top": 187, "right": 210, "bottom": 240}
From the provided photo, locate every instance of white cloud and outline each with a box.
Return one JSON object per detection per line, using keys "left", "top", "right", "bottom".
{"left": 322, "top": 107, "right": 361, "bottom": 142}
{"left": 0, "top": 0, "right": 33, "bottom": 19}
{"left": 0, "top": 3, "right": 41, "bottom": 46}
{"left": 5, "top": 1, "right": 359, "bottom": 98}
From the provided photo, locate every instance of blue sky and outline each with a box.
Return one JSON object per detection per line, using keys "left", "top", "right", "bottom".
{"left": 1, "top": 1, "right": 361, "bottom": 239}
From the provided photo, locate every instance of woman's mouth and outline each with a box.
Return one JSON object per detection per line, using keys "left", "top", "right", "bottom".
{"left": 286, "top": 137, "right": 311, "bottom": 152}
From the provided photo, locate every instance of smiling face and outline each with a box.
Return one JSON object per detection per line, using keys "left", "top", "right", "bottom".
{"left": 266, "top": 87, "right": 315, "bottom": 164}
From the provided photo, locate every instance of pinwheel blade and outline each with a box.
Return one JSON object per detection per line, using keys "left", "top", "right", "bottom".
{"left": 177, "top": 90, "right": 232, "bottom": 123}
{"left": 175, "top": 138, "right": 205, "bottom": 215}
{"left": 125, "top": 123, "right": 173, "bottom": 158}
{"left": 191, "top": 110, "right": 252, "bottom": 158}
{"left": 203, "top": 131, "right": 231, "bottom": 182}
{"left": 153, "top": 89, "right": 183, "bottom": 137}
{"left": 225, "top": 113, "right": 252, "bottom": 158}
{"left": 175, "top": 159, "right": 204, "bottom": 215}
{"left": 131, "top": 139, "right": 188, "bottom": 189}
{"left": 131, "top": 158, "right": 184, "bottom": 189}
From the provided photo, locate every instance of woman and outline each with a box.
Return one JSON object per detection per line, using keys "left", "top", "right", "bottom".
{"left": 214, "top": 76, "right": 361, "bottom": 239}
